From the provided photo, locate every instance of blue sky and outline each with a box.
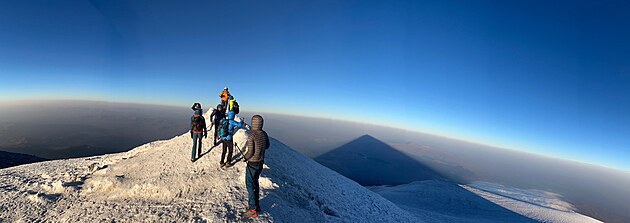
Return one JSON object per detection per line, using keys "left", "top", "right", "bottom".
{"left": 1, "top": 0, "right": 629, "bottom": 171}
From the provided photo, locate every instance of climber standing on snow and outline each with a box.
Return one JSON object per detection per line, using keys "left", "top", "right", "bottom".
{"left": 242, "top": 115, "right": 270, "bottom": 219}
{"left": 210, "top": 104, "right": 226, "bottom": 144}
{"left": 215, "top": 109, "right": 245, "bottom": 167}
{"left": 219, "top": 87, "right": 230, "bottom": 113}
{"left": 190, "top": 110, "right": 207, "bottom": 162}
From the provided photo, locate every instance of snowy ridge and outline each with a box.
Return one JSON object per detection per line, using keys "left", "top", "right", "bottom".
{"left": 0, "top": 112, "right": 419, "bottom": 222}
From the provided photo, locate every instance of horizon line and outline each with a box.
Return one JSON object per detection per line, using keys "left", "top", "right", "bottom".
{"left": 3, "top": 97, "right": 629, "bottom": 173}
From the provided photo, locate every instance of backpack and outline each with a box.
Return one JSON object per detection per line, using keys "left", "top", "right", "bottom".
{"left": 191, "top": 116, "right": 204, "bottom": 132}
{"left": 218, "top": 119, "right": 230, "bottom": 138}
{"left": 232, "top": 101, "right": 240, "bottom": 114}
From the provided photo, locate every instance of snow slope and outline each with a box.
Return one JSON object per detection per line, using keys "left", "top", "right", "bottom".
{"left": 371, "top": 180, "right": 539, "bottom": 223}
{"left": 0, "top": 112, "right": 419, "bottom": 222}
{"left": 372, "top": 180, "right": 602, "bottom": 223}
{"left": 464, "top": 182, "right": 602, "bottom": 223}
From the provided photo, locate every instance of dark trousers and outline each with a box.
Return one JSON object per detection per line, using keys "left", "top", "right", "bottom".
{"left": 221, "top": 100, "right": 228, "bottom": 113}
{"left": 191, "top": 133, "right": 203, "bottom": 160}
{"left": 246, "top": 162, "right": 263, "bottom": 210}
{"left": 213, "top": 122, "right": 220, "bottom": 143}
{"left": 221, "top": 139, "right": 234, "bottom": 164}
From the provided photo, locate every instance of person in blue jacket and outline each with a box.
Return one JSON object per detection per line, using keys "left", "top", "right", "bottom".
{"left": 215, "top": 110, "right": 245, "bottom": 167}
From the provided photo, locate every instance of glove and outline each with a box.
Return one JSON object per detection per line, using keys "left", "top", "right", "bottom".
{"left": 190, "top": 132, "right": 193, "bottom": 139}
{"left": 204, "top": 133, "right": 207, "bottom": 139}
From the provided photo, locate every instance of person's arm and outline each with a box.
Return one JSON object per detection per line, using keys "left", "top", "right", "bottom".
{"left": 243, "top": 120, "right": 250, "bottom": 130}
{"left": 228, "top": 120, "right": 245, "bottom": 134}
{"left": 210, "top": 110, "right": 216, "bottom": 121}
{"left": 236, "top": 120, "right": 245, "bottom": 129}
{"left": 244, "top": 135, "right": 255, "bottom": 161}
{"left": 190, "top": 116, "right": 194, "bottom": 138}
{"left": 202, "top": 117, "right": 208, "bottom": 137}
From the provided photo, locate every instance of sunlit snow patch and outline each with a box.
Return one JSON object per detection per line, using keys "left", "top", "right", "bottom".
{"left": 464, "top": 182, "right": 602, "bottom": 223}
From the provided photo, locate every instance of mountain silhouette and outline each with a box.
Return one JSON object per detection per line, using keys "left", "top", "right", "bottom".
{"left": 0, "top": 150, "right": 47, "bottom": 169}
{"left": 315, "top": 134, "right": 444, "bottom": 186}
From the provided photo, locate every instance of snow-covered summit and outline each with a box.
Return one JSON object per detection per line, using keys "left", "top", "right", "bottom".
{"left": 0, "top": 112, "right": 419, "bottom": 222}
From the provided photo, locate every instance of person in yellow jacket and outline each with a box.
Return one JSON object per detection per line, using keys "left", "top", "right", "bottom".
{"left": 220, "top": 87, "right": 230, "bottom": 111}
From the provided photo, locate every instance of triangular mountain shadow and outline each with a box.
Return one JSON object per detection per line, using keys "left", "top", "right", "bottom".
{"left": 315, "top": 134, "right": 445, "bottom": 186}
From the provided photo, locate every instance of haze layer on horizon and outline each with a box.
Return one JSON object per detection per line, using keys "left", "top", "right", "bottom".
{"left": 1, "top": 0, "right": 629, "bottom": 171}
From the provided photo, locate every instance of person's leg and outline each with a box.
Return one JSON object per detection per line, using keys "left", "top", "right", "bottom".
{"left": 197, "top": 133, "right": 203, "bottom": 156}
{"left": 245, "top": 164, "right": 256, "bottom": 210}
{"left": 213, "top": 123, "right": 219, "bottom": 144}
{"left": 253, "top": 164, "right": 262, "bottom": 209}
{"left": 191, "top": 133, "right": 198, "bottom": 161}
{"left": 227, "top": 139, "right": 234, "bottom": 164}
{"left": 220, "top": 141, "right": 227, "bottom": 164}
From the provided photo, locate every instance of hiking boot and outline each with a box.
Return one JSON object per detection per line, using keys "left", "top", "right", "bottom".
{"left": 220, "top": 162, "right": 226, "bottom": 167}
{"left": 243, "top": 209, "right": 258, "bottom": 218}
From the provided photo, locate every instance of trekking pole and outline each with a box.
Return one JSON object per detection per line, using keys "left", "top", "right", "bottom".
{"left": 234, "top": 142, "right": 248, "bottom": 162}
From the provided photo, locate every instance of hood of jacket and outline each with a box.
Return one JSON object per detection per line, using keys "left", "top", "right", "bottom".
{"left": 251, "top": 115, "right": 263, "bottom": 131}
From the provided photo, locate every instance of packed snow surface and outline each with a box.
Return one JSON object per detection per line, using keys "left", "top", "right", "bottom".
{"left": 0, "top": 112, "right": 420, "bottom": 222}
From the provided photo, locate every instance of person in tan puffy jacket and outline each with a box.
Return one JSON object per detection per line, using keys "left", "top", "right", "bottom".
{"left": 242, "top": 115, "right": 269, "bottom": 218}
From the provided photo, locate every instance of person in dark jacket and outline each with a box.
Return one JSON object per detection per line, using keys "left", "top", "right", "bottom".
{"left": 209, "top": 104, "right": 226, "bottom": 144}
{"left": 242, "top": 115, "right": 269, "bottom": 218}
{"left": 190, "top": 110, "right": 207, "bottom": 162}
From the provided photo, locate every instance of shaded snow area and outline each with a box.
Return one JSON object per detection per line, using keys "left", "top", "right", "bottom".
{"left": 464, "top": 182, "right": 601, "bottom": 223}
{"left": 0, "top": 112, "right": 419, "bottom": 222}
{"left": 370, "top": 180, "right": 539, "bottom": 223}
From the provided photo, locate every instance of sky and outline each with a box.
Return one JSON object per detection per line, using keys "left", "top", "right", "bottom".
{"left": 1, "top": 0, "right": 629, "bottom": 171}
